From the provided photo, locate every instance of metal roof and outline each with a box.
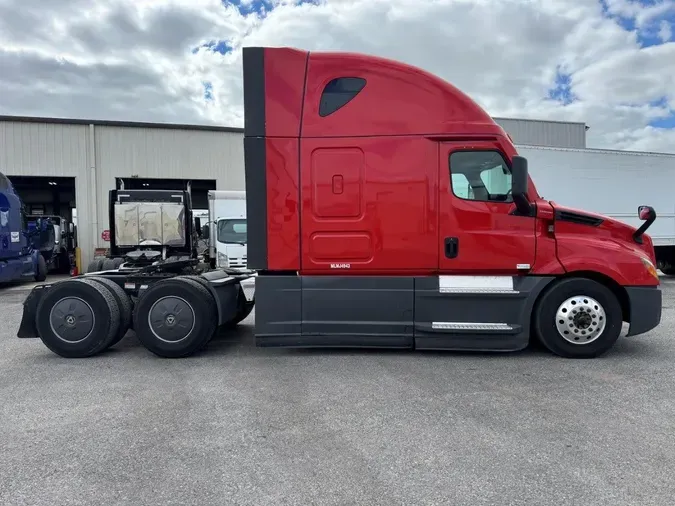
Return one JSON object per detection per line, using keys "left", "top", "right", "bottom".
{"left": 0, "top": 114, "right": 244, "bottom": 133}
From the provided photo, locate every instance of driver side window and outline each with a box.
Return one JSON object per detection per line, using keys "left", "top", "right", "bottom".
{"left": 449, "top": 150, "right": 513, "bottom": 203}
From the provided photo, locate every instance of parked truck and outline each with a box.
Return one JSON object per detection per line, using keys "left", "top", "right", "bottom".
{"left": 205, "top": 190, "right": 248, "bottom": 270}
{"left": 86, "top": 187, "right": 204, "bottom": 272}
{"left": 0, "top": 171, "right": 49, "bottom": 284}
{"left": 515, "top": 145, "right": 675, "bottom": 274}
{"left": 27, "top": 214, "right": 75, "bottom": 274}
{"left": 17, "top": 46, "right": 662, "bottom": 359}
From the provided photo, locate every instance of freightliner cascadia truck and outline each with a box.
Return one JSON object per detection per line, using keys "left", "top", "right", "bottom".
{"left": 16, "top": 46, "right": 662, "bottom": 359}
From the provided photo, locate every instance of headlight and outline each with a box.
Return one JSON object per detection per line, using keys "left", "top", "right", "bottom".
{"left": 217, "top": 252, "right": 229, "bottom": 268}
{"left": 640, "top": 256, "right": 659, "bottom": 279}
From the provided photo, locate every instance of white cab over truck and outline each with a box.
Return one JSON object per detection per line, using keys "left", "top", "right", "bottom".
{"left": 517, "top": 145, "right": 675, "bottom": 274}
{"left": 207, "top": 190, "right": 248, "bottom": 270}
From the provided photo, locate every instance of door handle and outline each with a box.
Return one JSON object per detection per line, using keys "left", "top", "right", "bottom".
{"left": 445, "top": 237, "right": 459, "bottom": 259}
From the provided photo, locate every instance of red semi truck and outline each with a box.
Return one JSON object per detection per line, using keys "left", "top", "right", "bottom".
{"left": 17, "top": 46, "right": 662, "bottom": 359}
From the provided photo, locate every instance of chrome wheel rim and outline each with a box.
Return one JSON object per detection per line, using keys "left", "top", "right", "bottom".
{"left": 555, "top": 295, "right": 606, "bottom": 344}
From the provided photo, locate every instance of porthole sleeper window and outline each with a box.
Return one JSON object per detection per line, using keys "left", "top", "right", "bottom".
{"left": 319, "top": 77, "right": 367, "bottom": 117}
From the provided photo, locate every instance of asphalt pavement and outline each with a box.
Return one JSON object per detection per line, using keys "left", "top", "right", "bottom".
{"left": 1, "top": 277, "right": 675, "bottom": 506}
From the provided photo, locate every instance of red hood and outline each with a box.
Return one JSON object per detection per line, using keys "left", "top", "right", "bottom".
{"left": 549, "top": 202, "right": 656, "bottom": 264}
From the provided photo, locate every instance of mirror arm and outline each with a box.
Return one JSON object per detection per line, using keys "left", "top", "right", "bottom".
{"left": 513, "top": 194, "right": 533, "bottom": 216}
{"left": 633, "top": 206, "right": 656, "bottom": 244}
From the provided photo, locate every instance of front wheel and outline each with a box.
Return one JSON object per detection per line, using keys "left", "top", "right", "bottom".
{"left": 533, "top": 278, "right": 623, "bottom": 359}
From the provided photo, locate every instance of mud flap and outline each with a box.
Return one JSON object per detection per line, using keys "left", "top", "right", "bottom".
{"left": 17, "top": 285, "right": 50, "bottom": 338}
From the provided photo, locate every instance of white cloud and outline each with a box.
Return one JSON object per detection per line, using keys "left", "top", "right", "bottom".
{"left": 1, "top": 0, "right": 675, "bottom": 152}
{"left": 659, "top": 20, "right": 673, "bottom": 41}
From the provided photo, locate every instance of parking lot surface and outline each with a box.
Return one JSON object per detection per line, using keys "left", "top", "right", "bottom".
{"left": 1, "top": 277, "right": 675, "bottom": 506}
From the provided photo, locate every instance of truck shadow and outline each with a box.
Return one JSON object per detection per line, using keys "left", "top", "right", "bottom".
{"left": 98, "top": 323, "right": 657, "bottom": 361}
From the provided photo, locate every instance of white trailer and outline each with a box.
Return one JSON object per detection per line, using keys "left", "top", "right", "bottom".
{"left": 517, "top": 145, "right": 675, "bottom": 274}
{"left": 207, "top": 190, "right": 248, "bottom": 270}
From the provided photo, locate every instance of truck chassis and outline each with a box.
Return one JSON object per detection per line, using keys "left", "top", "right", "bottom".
{"left": 17, "top": 259, "right": 255, "bottom": 358}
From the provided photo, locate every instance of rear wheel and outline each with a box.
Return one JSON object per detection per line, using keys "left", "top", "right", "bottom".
{"left": 179, "top": 275, "right": 219, "bottom": 344}
{"left": 101, "top": 258, "right": 117, "bottom": 271}
{"left": 180, "top": 274, "right": 211, "bottom": 292}
{"left": 533, "top": 278, "right": 623, "bottom": 358}
{"left": 133, "top": 277, "right": 217, "bottom": 358}
{"left": 34, "top": 254, "right": 47, "bottom": 282}
{"left": 35, "top": 279, "right": 120, "bottom": 358}
{"left": 85, "top": 276, "right": 133, "bottom": 347}
{"left": 112, "top": 257, "right": 124, "bottom": 269}
{"left": 86, "top": 257, "right": 105, "bottom": 274}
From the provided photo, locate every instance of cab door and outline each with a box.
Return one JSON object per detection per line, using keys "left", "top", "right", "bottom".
{"left": 438, "top": 142, "right": 536, "bottom": 273}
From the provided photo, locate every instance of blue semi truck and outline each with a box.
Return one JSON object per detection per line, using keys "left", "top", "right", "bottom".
{"left": 0, "top": 171, "right": 49, "bottom": 284}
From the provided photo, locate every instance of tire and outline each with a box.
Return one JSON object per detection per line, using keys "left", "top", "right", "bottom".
{"left": 533, "top": 277, "right": 623, "bottom": 359}
{"left": 85, "top": 276, "right": 133, "bottom": 347}
{"left": 34, "top": 254, "right": 47, "bottom": 282}
{"left": 133, "top": 276, "right": 217, "bottom": 358}
{"left": 35, "top": 279, "right": 120, "bottom": 358}
{"left": 180, "top": 275, "right": 220, "bottom": 342}
{"left": 180, "top": 274, "right": 211, "bottom": 292}
{"left": 102, "top": 258, "right": 117, "bottom": 271}
{"left": 87, "top": 257, "right": 105, "bottom": 274}
{"left": 112, "top": 257, "right": 124, "bottom": 269}
{"left": 660, "top": 266, "right": 675, "bottom": 276}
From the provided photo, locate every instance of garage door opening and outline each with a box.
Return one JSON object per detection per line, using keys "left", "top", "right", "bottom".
{"left": 8, "top": 176, "right": 76, "bottom": 219}
{"left": 7, "top": 175, "right": 78, "bottom": 274}
{"left": 115, "top": 177, "right": 216, "bottom": 211}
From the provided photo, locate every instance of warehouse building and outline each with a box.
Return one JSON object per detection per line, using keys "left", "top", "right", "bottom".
{"left": 0, "top": 115, "right": 587, "bottom": 269}
{"left": 493, "top": 117, "right": 587, "bottom": 149}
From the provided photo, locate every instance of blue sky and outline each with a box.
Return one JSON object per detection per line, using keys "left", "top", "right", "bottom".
{"left": 225, "top": 0, "right": 320, "bottom": 18}
{"left": 598, "top": 0, "right": 675, "bottom": 128}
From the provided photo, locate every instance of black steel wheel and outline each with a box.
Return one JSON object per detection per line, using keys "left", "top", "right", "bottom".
{"left": 84, "top": 276, "right": 133, "bottom": 347}
{"left": 133, "top": 277, "right": 217, "bottom": 358}
{"left": 35, "top": 279, "right": 120, "bottom": 358}
{"left": 533, "top": 277, "right": 623, "bottom": 359}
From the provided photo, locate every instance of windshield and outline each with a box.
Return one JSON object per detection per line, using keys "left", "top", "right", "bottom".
{"left": 217, "top": 218, "right": 247, "bottom": 244}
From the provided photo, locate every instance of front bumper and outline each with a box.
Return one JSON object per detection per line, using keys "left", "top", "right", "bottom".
{"left": 626, "top": 285, "right": 662, "bottom": 337}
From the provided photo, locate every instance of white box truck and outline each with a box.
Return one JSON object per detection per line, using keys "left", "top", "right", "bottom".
{"left": 517, "top": 145, "right": 675, "bottom": 274}
{"left": 207, "top": 190, "right": 248, "bottom": 270}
